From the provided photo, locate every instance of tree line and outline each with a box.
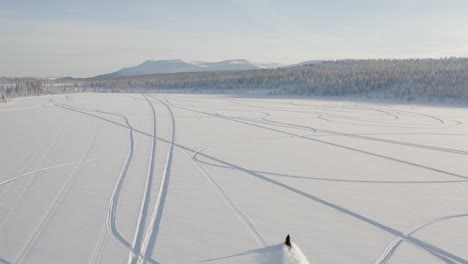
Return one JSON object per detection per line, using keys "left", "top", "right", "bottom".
{"left": 0, "top": 77, "right": 99, "bottom": 102}
{"left": 2, "top": 58, "right": 468, "bottom": 102}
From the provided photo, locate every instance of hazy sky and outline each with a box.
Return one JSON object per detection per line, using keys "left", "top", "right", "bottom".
{"left": 2, "top": 0, "right": 468, "bottom": 77}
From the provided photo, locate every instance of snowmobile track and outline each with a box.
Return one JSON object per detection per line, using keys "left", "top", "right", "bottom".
{"left": 185, "top": 146, "right": 268, "bottom": 247}
{"left": 128, "top": 95, "right": 158, "bottom": 264}
{"left": 167, "top": 103, "right": 468, "bottom": 182}
{"left": 137, "top": 95, "right": 176, "bottom": 264}
{"left": 375, "top": 213, "right": 468, "bottom": 264}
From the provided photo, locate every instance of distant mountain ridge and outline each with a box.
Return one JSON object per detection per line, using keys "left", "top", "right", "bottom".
{"left": 96, "top": 59, "right": 282, "bottom": 78}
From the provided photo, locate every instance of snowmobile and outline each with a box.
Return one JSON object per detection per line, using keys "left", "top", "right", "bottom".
{"left": 285, "top": 234, "right": 292, "bottom": 248}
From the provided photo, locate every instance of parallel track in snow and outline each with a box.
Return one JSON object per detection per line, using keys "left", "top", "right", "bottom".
{"left": 89, "top": 224, "right": 108, "bottom": 264}
{"left": 137, "top": 95, "right": 176, "bottom": 264}
{"left": 94, "top": 109, "right": 149, "bottom": 263}
{"left": 0, "top": 127, "right": 65, "bottom": 256}
{"left": 15, "top": 123, "right": 97, "bottom": 263}
{"left": 29, "top": 94, "right": 466, "bottom": 263}
{"left": 127, "top": 95, "right": 158, "bottom": 264}
{"left": 52, "top": 98, "right": 157, "bottom": 263}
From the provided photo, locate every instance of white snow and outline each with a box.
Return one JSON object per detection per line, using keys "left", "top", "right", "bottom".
{"left": 1, "top": 93, "right": 467, "bottom": 264}
{"left": 203, "top": 243, "right": 309, "bottom": 264}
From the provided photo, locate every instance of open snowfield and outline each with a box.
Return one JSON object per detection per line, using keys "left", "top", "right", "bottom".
{"left": 1, "top": 93, "right": 468, "bottom": 264}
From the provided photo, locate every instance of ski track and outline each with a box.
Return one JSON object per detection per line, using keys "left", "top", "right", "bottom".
{"left": 14, "top": 123, "right": 97, "bottom": 264}
{"left": 127, "top": 95, "right": 158, "bottom": 264}
{"left": 137, "top": 95, "right": 176, "bottom": 264}
{"left": 0, "top": 126, "right": 65, "bottom": 256}
{"left": 89, "top": 224, "right": 108, "bottom": 264}
{"left": 0, "top": 104, "right": 52, "bottom": 112}
{"left": 0, "top": 159, "right": 97, "bottom": 188}
{"left": 0, "top": 138, "right": 46, "bottom": 202}
{"left": 185, "top": 146, "right": 268, "bottom": 247}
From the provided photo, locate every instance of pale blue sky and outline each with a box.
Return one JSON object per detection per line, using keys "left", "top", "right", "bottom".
{"left": 1, "top": 0, "right": 468, "bottom": 77}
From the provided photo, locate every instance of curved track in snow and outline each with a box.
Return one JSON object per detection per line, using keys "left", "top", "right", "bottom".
{"left": 127, "top": 95, "right": 159, "bottom": 264}
{"left": 137, "top": 95, "right": 176, "bottom": 264}
{"left": 186, "top": 146, "right": 268, "bottom": 247}
{"left": 2, "top": 94, "right": 468, "bottom": 264}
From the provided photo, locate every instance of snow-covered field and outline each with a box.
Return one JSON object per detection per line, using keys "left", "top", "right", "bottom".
{"left": 1, "top": 93, "right": 468, "bottom": 264}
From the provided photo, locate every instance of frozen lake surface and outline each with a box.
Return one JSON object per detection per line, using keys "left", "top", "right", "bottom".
{"left": 1, "top": 93, "right": 467, "bottom": 264}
